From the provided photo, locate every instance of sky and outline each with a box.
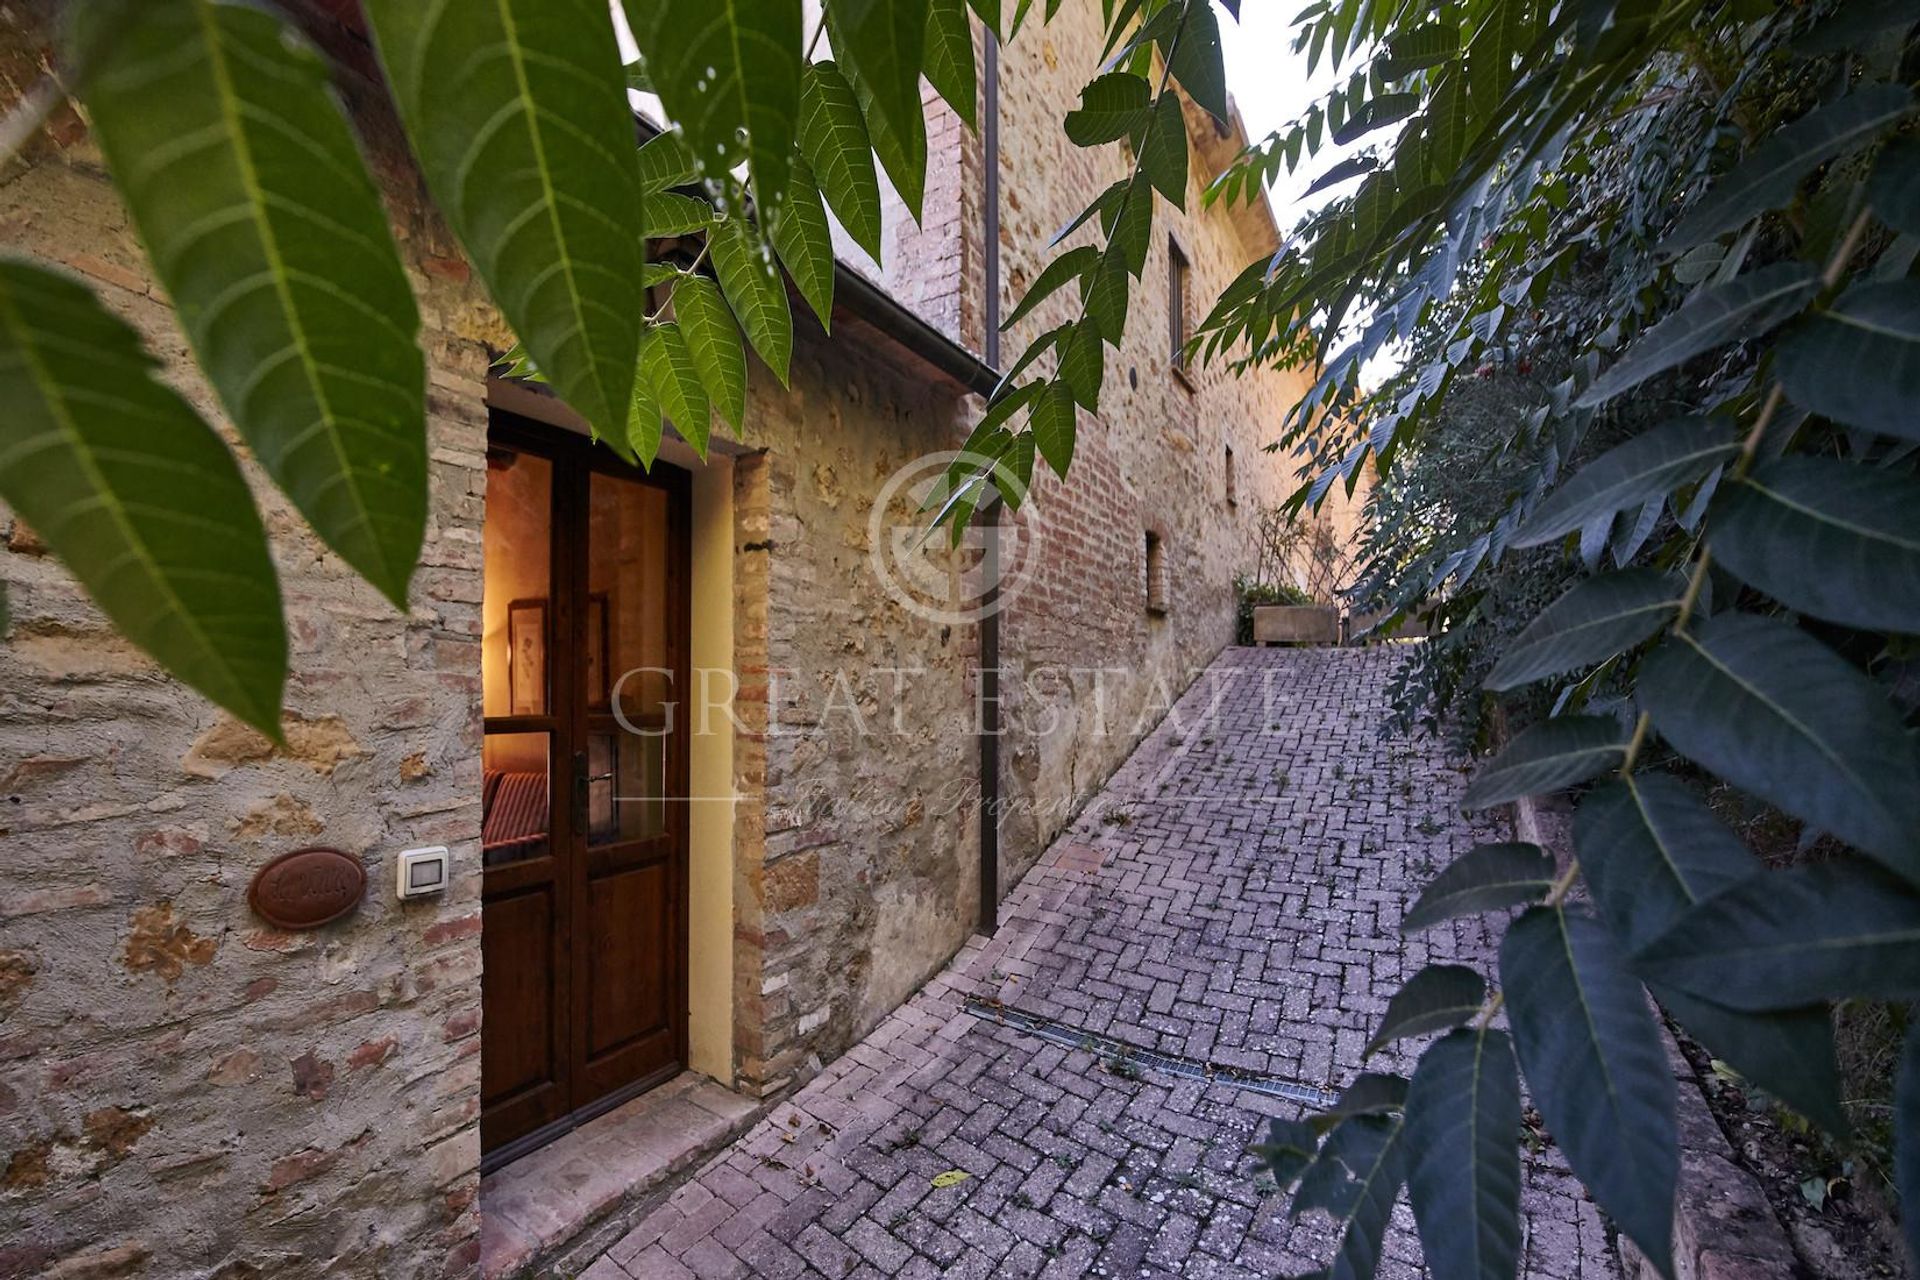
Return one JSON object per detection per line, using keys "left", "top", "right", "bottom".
{"left": 1220, "top": 3, "right": 1343, "bottom": 225}
{"left": 1220, "top": 6, "right": 1402, "bottom": 381}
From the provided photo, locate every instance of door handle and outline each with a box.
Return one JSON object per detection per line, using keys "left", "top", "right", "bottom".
{"left": 572, "top": 750, "right": 589, "bottom": 833}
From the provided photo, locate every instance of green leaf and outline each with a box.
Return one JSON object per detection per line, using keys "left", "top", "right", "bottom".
{"left": 1799, "top": 0, "right": 1920, "bottom": 55}
{"left": 1426, "top": 73, "right": 1470, "bottom": 175}
{"left": 1640, "top": 613, "right": 1920, "bottom": 884}
{"left": 1484, "top": 570, "right": 1684, "bottom": 691}
{"left": 990, "top": 433, "right": 1036, "bottom": 504}
{"left": 1578, "top": 775, "right": 1846, "bottom": 1136}
{"left": 1366, "top": 966, "right": 1487, "bottom": 1057}
{"left": 1403, "top": 1028, "right": 1523, "bottom": 1280}
{"left": 1775, "top": 281, "right": 1920, "bottom": 441}
{"left": 1003, "top": 246, "right": 1098, "bottom": 332}
{"left": 1064, "top": 73, "right": 1153, "bottom": 147}
{"left": 711, "top": 213, "right": 793, "bottom": 385}
{"left": 1330, "top": 93, "right": 1420, "bottom": 147}
{"left": 1251, "top": 1117, "right": 1321, "bottom": 1190}
{"left": 1503, "top": 906, "right": 1676, "bottom": 1274}
{"left": 1575, "top": 265, "right": 1819, "bottom": 409}
{"left": 1305, "top": 155, "right": 1378, "bottom": 198}
{"left": 1083, "top": 249, "right": 1131, "bottom": 346}
{"left": 1312, "top": 1073, "right": 1409, "bottom": 1135}
{"left": 990, "top": 324, "right": 1071, "bottom": 402}
{"left": 1870, "top": 137, "right": 1920, "bottom": 239}
{"left": 1293, "top": 1115, "right": 1407, "bottom": 1280}
{"left": 924, "top": 0, "right": 977, "bottom": 128}
{"left": 1030, "top": 379, "right": 1078, "bottom": 477}
{"left": 798, "top": 62, "right": 885, "bottom": 260}
{"left": 1400, "top": 843, "right": 1555, "bottom": 934}
{"left": 1139, "top": 93, "right": 1190, "bottom": 208}
{"left": 1898, "top": 1025, "right": 1920, "bottom": 1269}
{"left": 80, "top": 0, "right": 425, "bottom": 607}
{"left": 969, "top": 380, "right": 1046, "bottom": 444}
{"left": 0, "top": 260, "right": 285, "bottom": 734}
{"left": 1576, "top": 775, "right": 1756, "bottom": 952}
{"left": 674, "top": 275, "right": 746, "bottom": 433}
{"left": 834, "top": 0, "right": 931, "bottom": 220}
{"left": 1050, "top": 179, "right": 1127, "bottom": 249}
{"left": 1512, "top": 418, "right": 1738, "bottom": 547}
{"left": 620, "top": 0, "right": 801, "bottom": 213}
{"left": 1379, "top": 24, "right": 1460, "bottom": 78}
{"left": 364, "top": 0, "right": 642, "bottom": 443}
{"left": 1109, "top": 173, "right": 1155, "bottom": 278}
{"left": 1058, "top": 319, "right": 1105, "bottom": 412}
{"left": 645, "top": 192, "right": 722, "bottom": 237}
{"left": 627, "top": 354, "right": 664, "bottom": 466}
{"left": 640, "top": 322, "right": 711, "bottom": 456}
{"left": 1654, "top": 987, "right": 1847, "bottom": 1137}
{"left": 1664, "top": 86, "right": 1913, "bottom": 253}
{"left": 636, "top": 129, "right": 698, "bottom": 193}
{"left": 1162, "top": 0, "right": 1227, "bottom": 124}
{"left": 771, "top": 160, "right": 836, "bottom": 328}
{"left": 1459, "top": 716, "right": 1627, "bottom": 811}
{"left": 1712, "top": 456, "right": 1920, "bottom": 633}
{"left": 1636, "top": 862, "right": 1920, "bottom": 1008}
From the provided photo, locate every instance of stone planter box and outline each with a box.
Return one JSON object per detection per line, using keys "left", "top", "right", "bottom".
{"left": 1251, "top": 604, "right": 1341, "bottom": 646}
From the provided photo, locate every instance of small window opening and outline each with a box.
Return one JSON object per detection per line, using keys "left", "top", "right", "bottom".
{"left": 1168, "top": 238, "right": 1191, "bottom": 382}
{"left": 1144, "top": 531, "right": 1168, "bottom": 616}
{"left": 1225, "top": 443, "right": 1237, "bottom": 506}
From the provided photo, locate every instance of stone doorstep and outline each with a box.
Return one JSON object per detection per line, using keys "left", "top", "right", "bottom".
{"left": 479, "top": 1073, "right": 764, "bottom": 1280}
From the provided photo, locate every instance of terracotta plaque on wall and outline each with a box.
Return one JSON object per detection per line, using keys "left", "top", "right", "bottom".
{"left": 248, "top": 847, "right": 366, "bottom": 930}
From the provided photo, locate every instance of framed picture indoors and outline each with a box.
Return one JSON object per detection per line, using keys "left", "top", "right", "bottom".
{"left": 507, "top": 598, "right": 548, "bottom": 716}
{"left": 585, "top": 592, "right": 610, "bottom": 711}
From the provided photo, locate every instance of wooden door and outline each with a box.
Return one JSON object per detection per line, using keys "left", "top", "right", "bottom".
{"left": 479, "top": 411, "right": 690, "bottom": 1168}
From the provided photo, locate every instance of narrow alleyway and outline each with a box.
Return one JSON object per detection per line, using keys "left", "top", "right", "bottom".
{"left": 588, "top": 648, "right": 1619, "bottom": 1279}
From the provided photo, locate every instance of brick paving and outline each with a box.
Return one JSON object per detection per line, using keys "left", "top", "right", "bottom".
{"left": 587, "top": 648, "right": 1620, "bottom": 1279}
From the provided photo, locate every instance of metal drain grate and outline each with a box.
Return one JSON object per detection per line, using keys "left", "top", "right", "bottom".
{"left": 963, "top": 995, "right": 1340, "bottom": 1109}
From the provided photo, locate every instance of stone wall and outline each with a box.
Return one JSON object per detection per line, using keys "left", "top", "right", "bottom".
{"left": 716, "top": 327, "right": 982, "bottom": 1097}
{"left": 725, "top": 4, "right": 1332, "bottom": 1082}
{"left": 0, "top": 30, "right": 500, "bottom": 1278}
{"left": 985, "top": 7, "right": 1318, "bottom": 877}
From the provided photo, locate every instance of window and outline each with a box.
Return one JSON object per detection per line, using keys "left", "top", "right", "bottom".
{"left": 1144, "top": 531, "right": 1168, "bottom": 616}
{"left": 1225, "top": 444, "right": 1237, "bottom": 506}
{"left": 1168, "top": 238, "right": 1191, "bottom": 382}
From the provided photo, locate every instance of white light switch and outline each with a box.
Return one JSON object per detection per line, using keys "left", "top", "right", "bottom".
{"left": 396, "top": 846, "right": 449, "bottom": 899}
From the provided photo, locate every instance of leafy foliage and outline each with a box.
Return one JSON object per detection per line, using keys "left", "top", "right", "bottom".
{"left": 0, "top": 261, "right": 286, "bottom": 734}
{"left": 9, "top": 0, "right": 1247, "bottom": 728}
{"left": 1237, "top": 0, "right": 1920, "bottom": 1275}
{"left": 78, "top": 0, "right": 425, "bottom": 608}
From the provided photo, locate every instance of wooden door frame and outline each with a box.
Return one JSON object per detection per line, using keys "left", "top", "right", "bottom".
{"left": 481, "top": 409, "right": 693, "bottom": 1173}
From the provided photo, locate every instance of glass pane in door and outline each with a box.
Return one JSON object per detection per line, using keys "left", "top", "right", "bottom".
{"left": 482, "top": 447, "right": 553, "bottom": 718}
{"left": 588, "top": 473, "right": 672, "bottom": 845}
{"left": 587, "top": 730, "right": 666, "bottom": 843}
{"left": 481, "top": 732, "right": 551, "bottom": 866}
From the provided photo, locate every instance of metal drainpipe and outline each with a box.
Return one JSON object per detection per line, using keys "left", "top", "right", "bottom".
{"left": 977, "top": 28, "right": 1003, "bottom": 937}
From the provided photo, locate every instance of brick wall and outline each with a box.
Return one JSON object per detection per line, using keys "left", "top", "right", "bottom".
{"left": 719, "top": 328, "right": 981, "bottom": 1096}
